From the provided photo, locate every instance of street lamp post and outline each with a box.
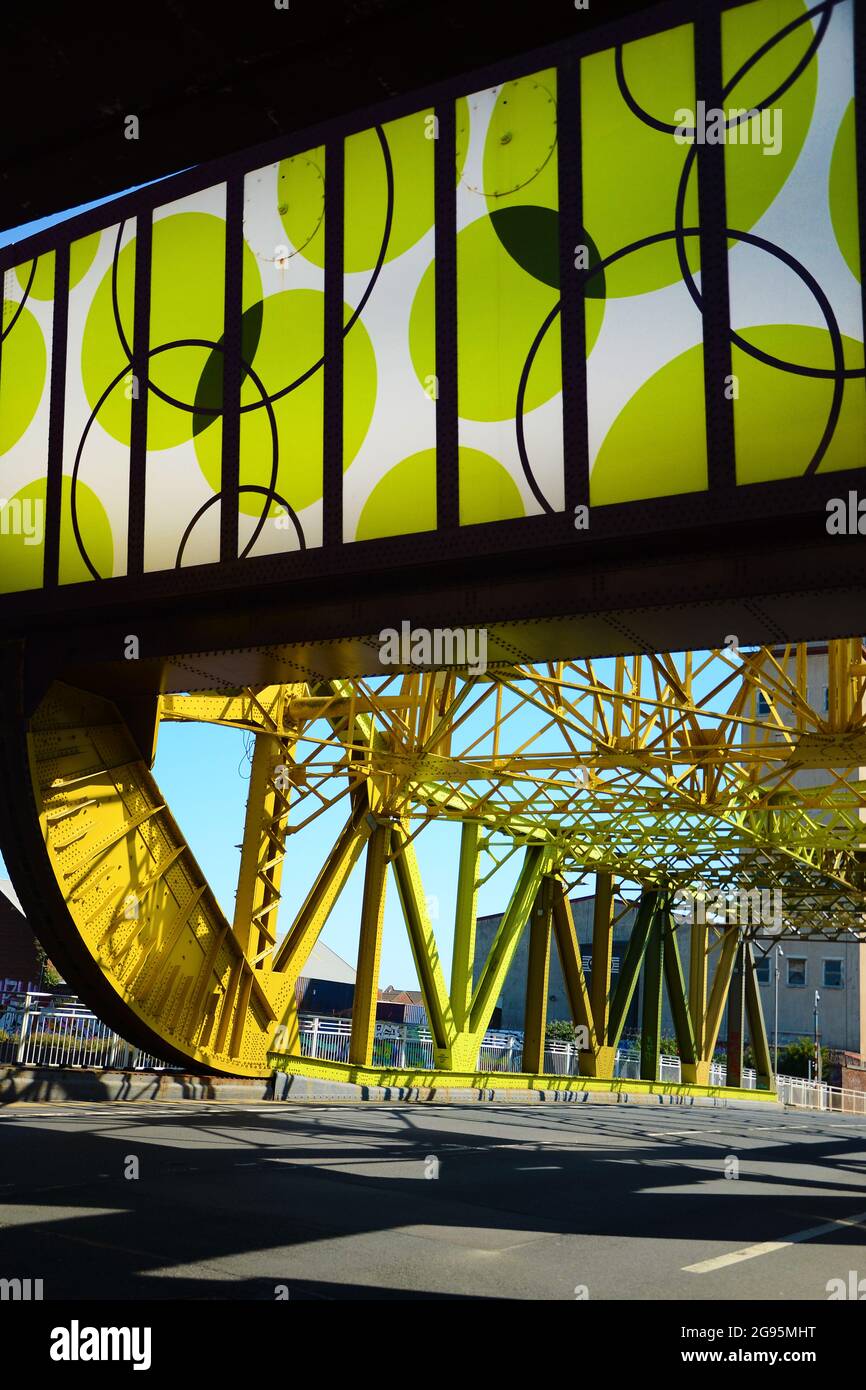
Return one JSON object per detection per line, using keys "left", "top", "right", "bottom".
{"left": 814, "top": 988, "right": 822, "bottom": 1087}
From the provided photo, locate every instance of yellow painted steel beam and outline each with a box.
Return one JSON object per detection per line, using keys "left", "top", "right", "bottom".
{"left": 451, "top": 821, "right": 480, "bottom": 1034}
{"left": 663, "top": 910, "right": 698, "bottom": 1074}
{"left": 744, "top": 943, "right": 773, "bottom": 1089}
{"left": 390, "top": 821, "right": 455, "bottom": 1055}
{"left": 469, "top": 845, "right": 548, "bottom": 1034}
{"left": 703, "top": 927, "right": 741, "bottom": 1068}
{"left": 269, "top": 1051, "right": 779, "bottom": 1103}
{"left": 349, "top": 822, "right": 390, "bottom": 1068}
{"left": 550, "top": 882, "right": 597, "bottom": 1053}
{"left": 726, "top": 941, "right": 747, "bottom": 1088}
{"left": 233, "top": 734, "right": 292, "bottom": 964}
{"left": 587, "top": 871, "right": 615, "bottom": 1075}
{"left": 688, "top": 918, "right": 708, "bottom": 1048}
{"left": 16, "top": 636, "right": 866, "bottom": 1080}
{"left": 608, "top": 889, "right": 658, "bottom": 1049}
{"left": 272, "top": 811, "right": 373, "bottom": 978}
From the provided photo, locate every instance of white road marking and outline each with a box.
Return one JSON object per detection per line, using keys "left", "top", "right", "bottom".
{"left": 645, "top": 1129, "right": 703, "bottom": 1137}
{"left": 684, "top": 1209, "right": 866, "bottom": 1273}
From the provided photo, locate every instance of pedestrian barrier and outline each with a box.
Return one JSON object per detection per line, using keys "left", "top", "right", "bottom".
{"left": 0, "top": 991, "right": 172, "bottom": 1071}
{"left": 5, "top": 993, "right": 861, "bottom": 1109}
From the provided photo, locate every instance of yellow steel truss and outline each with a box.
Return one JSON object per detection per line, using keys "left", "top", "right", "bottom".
{"left": 19, "top": 641, "right": 866, "bottom": 1081}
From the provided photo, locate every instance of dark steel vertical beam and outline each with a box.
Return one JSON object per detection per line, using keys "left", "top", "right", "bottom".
{"left": 43, "top": 245, "right": 69, "bottom": 589}
{"left": 323, "top": 140, "right": 345, "bottom": 549}
{"left": 127, "top": 212, "right": 151, "bottom": 577}
{"left": 558, "top": 57, "right": 590, "bottom": 520}
{"left": 694, "top": 4, "right": 736, "bottom": 493}
{"left": 220, "top": 175, "right": 244, "bottom": 564}
{"left": 434, "top": 99, "right": 459, "bottom": 531}
{"left": 522, "top": 876, "right": 554, "bottom": 1074}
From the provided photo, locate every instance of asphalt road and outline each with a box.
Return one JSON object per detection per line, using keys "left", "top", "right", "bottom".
{"left": 0, "top": 1099, "right": 864, "bottom": 1300}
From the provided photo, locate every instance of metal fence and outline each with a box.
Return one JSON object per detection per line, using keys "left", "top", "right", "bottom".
{"left": 0, "top": 991, "right": 172, "bottom": 1071}
{"left": 4, "top": 993, "right": 863, "bottom": 1109}
{"left": 776, "top": 1074, "right": 866, "bottom": 1114}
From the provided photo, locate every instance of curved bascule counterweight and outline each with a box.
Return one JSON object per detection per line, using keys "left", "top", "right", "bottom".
{"left": 4, "top": 641, "right": 866, "bottom": 1085}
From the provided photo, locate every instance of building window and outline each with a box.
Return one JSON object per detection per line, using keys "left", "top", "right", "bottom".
{"left": 823, "top": 959, "right": 843, "bottom": 989}
{"left": 754, "top": 956, "right": 771, "bottom": 985}
{"left": 757, "top": 693, "right": 771, "bottom": 716}
{"left": 787, "top": 957, "right": 806, "bottom": 988}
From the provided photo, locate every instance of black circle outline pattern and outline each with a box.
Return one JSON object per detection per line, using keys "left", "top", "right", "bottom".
{"left": 515, "top": 0, "right": 860, "bottom": 508}
{"left": 71, "top": 125, "right": 395, "bottom": 574}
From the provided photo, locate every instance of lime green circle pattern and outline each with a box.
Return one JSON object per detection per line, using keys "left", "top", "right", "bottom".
{"left": 591, "top": 326, "right": 866, "bottom": 502}
{"left": 0, "top": 301, "right": 46, "bottom": 454}
{"left": 829, "top": 100, "right": 860, "bottom": 284}
{"left": 82, "top": 213, "right": 263, "bottom": 451}
{"left": 282, "top": 105, "right": 469, "bottom": 272}
{"left": 195, "top": 292, "right": 376, "bottom": 516}
{"left": 278, "top": 152, "right": 326, "bottom": 265}
{"left": 15, "top": 232, "right": 101, "bottom": 301}
{"left": 732, "top": 326, "right": 866, "bottom": 483}
{"left": 721, "top": 0, "right": 817, "bottom": 253}
{"left": 0, "top": 477, "right": 113, "bottom": 593}
{"left": 581, "top": 2, "right": 816, "bottom": 299}
{"left": 356, "top": 447, "right": 524, "bottom": 539}
{"left": 581, "top": 26, "right": 701, "bottom": 298}
{"left": 410, "top": 215, "right": 602, "bottom": 421}
{"left": 591, "top": 342, "right": 707, "bottom": 504}
{"left": 481, "top": 77, "right": 557, "bottom": 204}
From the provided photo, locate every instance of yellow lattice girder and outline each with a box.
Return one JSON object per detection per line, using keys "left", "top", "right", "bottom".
{"left": 11, "top": 637, "right": 866, "bottom": 1080}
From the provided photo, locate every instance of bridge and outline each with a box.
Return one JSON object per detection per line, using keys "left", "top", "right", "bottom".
{"left": 0, "top": 0, "right": 865, "bottom": 1098}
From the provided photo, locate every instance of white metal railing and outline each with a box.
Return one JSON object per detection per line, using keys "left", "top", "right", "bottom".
{"left": 0, "top": 991, "right": 173, "bottom": 1071}
{"left": 13, "top": 989, "right": 857, "bottom": 1104}
{"left": 776, "top": 1073, "right": 866, "bottom": 1114}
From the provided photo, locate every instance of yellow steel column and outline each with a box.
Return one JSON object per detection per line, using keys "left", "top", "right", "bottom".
{"left": 550, "top": 881, "right": 597, "bottom": 1058}
{"left": 522, "top": 876, "right": 554, "bottom": 1074}
{"left": 272, "top": 812, "right": 372, "bottom": 978}
{"left": 585, "top": 870, "right": 615, "bottom": 1077}
{"left": 684, "top": 918, "right": 709, "bottom": 1086}
{"left": 701, "top": 926, "right": 740, "bottom": 1081}
{"left": 462, "top": 845, "right": 547, "bottom": 1070}
{"left": 349, "top": 821, "right": 390, "bottom": 1067}
{"left": 390, "top": 822, "right": 455, "bottom": 1061}
{"left": 451, "top": 821, "right": 480, "bottom": 1034}
{"left": 232, "top": 733, "right": 291, "bottom": 964}
{"left": 744, "top": 942, "right": 773, "bottom": 1089}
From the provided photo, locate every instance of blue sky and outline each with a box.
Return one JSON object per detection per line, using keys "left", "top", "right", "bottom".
{"left": 0, "top": 177, "right": 175, "bottom": 251}
{"left": 0, "top": 716, "right": 529, "bottom": 990}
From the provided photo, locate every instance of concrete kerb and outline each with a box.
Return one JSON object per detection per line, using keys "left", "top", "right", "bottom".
{"left": 0, "top": 1064, "right": 781, "bottom": 1108}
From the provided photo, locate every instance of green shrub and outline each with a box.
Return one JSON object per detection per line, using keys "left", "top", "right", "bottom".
{"left": 545, "top": 1019, "right": 579, "bottom": 1042}
{"left": 776, "top": 1037, "right": 833, "bottom": 1079}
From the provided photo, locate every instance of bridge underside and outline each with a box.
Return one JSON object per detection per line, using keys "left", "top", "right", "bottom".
{"left": 1, "top": 638, "right": 864, "bottom": 1087}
